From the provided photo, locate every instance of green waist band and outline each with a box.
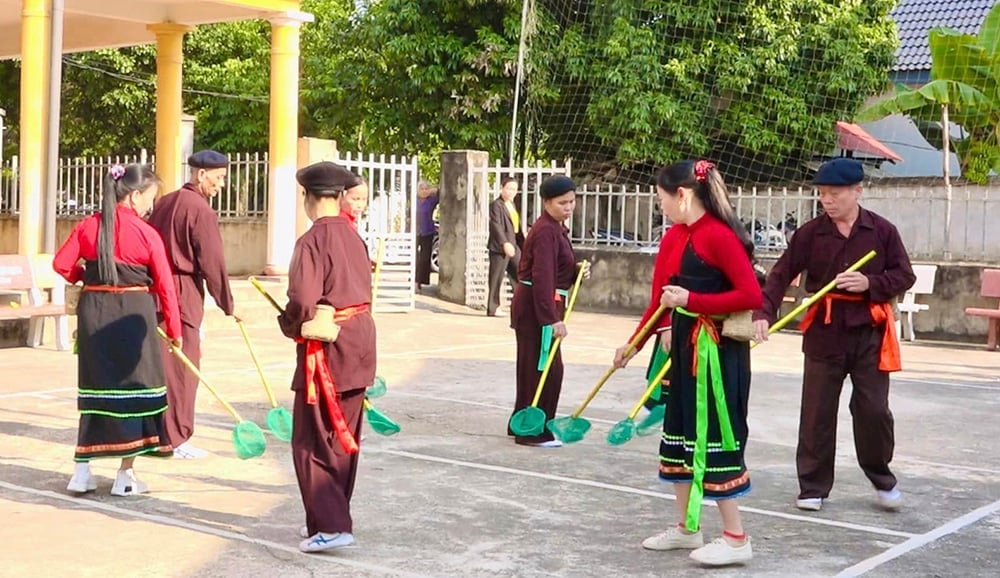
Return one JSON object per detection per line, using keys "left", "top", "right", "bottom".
{"left": 518, "top": 280, "right": 570, "bottom": 297}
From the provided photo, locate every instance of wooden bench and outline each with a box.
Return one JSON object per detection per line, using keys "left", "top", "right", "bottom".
{"left": 896, "top": 264, "right": 937, "bottom": 342}
{"left": 784, "top": 274, "right": 802, "bottom": 303}
{"left": 0, "top": 254, "right": 71, "bottom": 350}
{"left": 964, "top": 268, "right": 1000, "bottom": 351}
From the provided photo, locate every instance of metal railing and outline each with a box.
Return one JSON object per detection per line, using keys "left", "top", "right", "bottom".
{"left": 565, "top": 182, "right": 1000, "bottom": 263}
{"left": 0, "top": 150, "right": 269, "bottom": 220}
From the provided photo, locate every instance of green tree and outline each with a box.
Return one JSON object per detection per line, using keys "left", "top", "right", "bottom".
{"left": 0, "top": 19, "right": 271, "bottom": 158}
{"left": 302, "top": 0, "right": 522, "bottom": 168}
{"left": 528, "top": 0, "right": 899, "bottom": 182}
{"left": 858, "top": 3, "right": 1000, "bottom": 184}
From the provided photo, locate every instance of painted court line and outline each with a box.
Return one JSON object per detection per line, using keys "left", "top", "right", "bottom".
{"left": 0, "top": 480, "right": 431, "bottom": 578}
{"left": 392, "top": 391, "right": 1000, "bottom": 476}
{"left": 374, "top": 449, "right": 915, "bottom": 539}
{"left": 835, "top": 498, "right": 1000, "bottom": 577}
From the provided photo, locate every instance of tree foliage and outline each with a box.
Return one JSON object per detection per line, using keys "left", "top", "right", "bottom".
{"left": 0, "top": 0, "right": 900, "bottom": 184}
{"left": 859, "top": 3, "right": 1000, "bottom": 184}
{"left": 302, "top": 0, "right": 521, "bottom": 173}
{"left": 528, "top": 0, "right": 899, "bottom": 182}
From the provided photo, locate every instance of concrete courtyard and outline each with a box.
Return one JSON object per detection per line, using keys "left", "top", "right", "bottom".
{"left": 1, "top": 290, "right": 998, "bottom": 577}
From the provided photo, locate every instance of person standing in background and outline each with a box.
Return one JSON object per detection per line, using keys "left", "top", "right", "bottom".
{"left": 487, "top": 177, "right": 522, "bottom": 317}
{"left": 415, "top": 180, "right": 438, "bottom": 293}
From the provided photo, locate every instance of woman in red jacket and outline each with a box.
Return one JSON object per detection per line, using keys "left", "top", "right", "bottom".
{"left": 640, "top": 160, "right": 761, "bottom": 567}
{"left": 53, "top": 164, "right": 182, "bottom": 497}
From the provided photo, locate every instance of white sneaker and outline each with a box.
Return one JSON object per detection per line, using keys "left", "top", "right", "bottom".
{"left": 173, "top": 442, "right": 208, "bottom": 459}
{"left": 519, "top": 440, "right": 563, "bottom": 448}
{"left": 110, "top": 469, "right": 148, "bottom": 497}
{"left": 66, "top": 464, "right": 97, "bottom": 494}
{"left": 641, "top": 526, "right": 704, "bottom": 551}
{"left": 690, "top": 537, "right": 753, "bottom": 566}
{"left": 796, "top": 497, "right": 823, "bottom": 511}
{"left": 299, "top": 532, "right": 355, "bottom": 553}
{"left": 876, "top": 487, "right": 903, "bottom": 510}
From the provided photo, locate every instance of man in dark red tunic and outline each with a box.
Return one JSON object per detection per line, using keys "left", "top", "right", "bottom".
{"left": 149, "top": 150, "right": 238, "bottom": 459}
{"left": 279, "top": 161, "right": 376, "bottom": 553}
{"left": 753, "top": 158, "right": 915, "bottom": 512}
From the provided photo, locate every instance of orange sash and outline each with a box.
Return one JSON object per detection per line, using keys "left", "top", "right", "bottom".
{"left": 299, "top": 304, "right": 370, "bottom": 453}
{"left": 799, "top": 293, "right": 901, "bottom": 372}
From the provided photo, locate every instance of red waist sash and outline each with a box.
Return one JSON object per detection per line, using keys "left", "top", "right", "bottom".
{"left": 299, "top": 304, "right": 370, "bottom": 453}
{"left": 799, "top": 293, "right": 901, "bottom": 372}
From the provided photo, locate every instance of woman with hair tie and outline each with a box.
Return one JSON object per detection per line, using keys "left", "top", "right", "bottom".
{"left": 640, "top": 160, "right": 761, "bottom": 566}
{"left": 53, "top": 164, "right": 182, "bottom": 496}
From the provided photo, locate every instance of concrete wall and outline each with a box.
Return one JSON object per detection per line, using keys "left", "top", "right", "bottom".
{"left": 568, "top": 247, "right": 996, "bottom": 343}
{"left": 0, "top": 216, "right": 268, "bottom": 276}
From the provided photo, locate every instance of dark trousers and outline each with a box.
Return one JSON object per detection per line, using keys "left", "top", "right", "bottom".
{"left": 797, "top": 327, "right": 896, "bottom": 498}
{"left": 488, "top": 251, "right": 518, "bottom": 316}
{"left": 161, "top": 323, "right": 201, "bottom": 447}
{"left": 293, "top": 387, "right": 366, "bottom": 535}
{"left": 416, "top": 234, "right": 434, "bottom": 285}
{"left": 511, "top": 324, "right": 562, "bottom": 443}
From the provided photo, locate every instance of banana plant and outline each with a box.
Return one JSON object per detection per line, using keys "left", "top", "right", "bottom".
{"left": 857, "top": 3, "right": 1000, "bottom": 184}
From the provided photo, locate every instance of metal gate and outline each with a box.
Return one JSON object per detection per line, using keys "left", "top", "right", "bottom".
{"left": 465, "top": 160, "right": 572, "bottom": 310}
{"left": 336, "top": 151, "right": 420, "bottom": 313}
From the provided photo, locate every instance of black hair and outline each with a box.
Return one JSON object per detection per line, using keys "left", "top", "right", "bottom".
{"left": 500, "top": 176, "right": 518, "bottom": 187}
{"left": 656, "top": 160, "right": 754, "bottom": 259}
{"left": 98, "top": 164, "right": 161, "bottom": 285}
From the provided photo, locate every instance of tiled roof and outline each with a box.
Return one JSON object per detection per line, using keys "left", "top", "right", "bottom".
{"left": 891, "top": 0, "right": 995, "bottom": 71}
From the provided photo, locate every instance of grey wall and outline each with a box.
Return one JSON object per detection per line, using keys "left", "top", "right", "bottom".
{"left": 569, "top": 247, "right": 997, "bottom": 344}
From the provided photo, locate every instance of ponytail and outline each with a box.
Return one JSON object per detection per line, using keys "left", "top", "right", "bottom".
{"left": 655, "top": 160, "right": 754, "bottom": 260}
{"left": 97, "top": 164, "right": 162, "bottom": 285}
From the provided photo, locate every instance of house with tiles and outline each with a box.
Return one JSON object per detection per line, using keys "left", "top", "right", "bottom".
{"left": 857, "top": 0, "right": 996, "bottom": 178}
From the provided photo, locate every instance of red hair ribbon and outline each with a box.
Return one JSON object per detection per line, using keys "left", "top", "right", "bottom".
{"left": 693, "top": 160, "right": 715, "bottom": 183}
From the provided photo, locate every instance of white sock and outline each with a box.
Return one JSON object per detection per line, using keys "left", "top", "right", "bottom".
{"left": 74, "top": 462, "right": 90, "bottom": 478}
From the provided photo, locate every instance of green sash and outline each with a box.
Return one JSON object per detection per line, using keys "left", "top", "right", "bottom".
{"left": 675, "top": 307, "right": 738, "bottom": 532}
{"left": 519, "top": 280, "right": 570, "bottom": 370}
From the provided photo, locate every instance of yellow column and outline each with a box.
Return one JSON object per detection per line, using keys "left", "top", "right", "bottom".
{"left": 148, "top": 23, "right": 192, "bottom": 196}
{"left": 265, "top": 13, "right": 312, "bottom": 275}
{"left": 18, "top": 0, "right": 51, "bottom": 255}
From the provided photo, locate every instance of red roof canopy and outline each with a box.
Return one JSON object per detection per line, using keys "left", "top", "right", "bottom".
{"left": 835, "top": 121, "right": 903, "bottom": 162}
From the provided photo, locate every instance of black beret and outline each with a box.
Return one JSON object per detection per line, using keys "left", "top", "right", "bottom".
{"left": 188, "top": 150, "right": 229, "bottom": 169}
{"left": 814, "top": 158, "right": 864, "bottom": 186}
{"left": 296, "top": 161, "right": 363, "bottom": 196}
{"left": 539, "top": 175, "right": 576, "bottom": 199}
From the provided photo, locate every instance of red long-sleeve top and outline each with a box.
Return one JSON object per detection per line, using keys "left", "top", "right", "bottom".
{"left": 681, "top": 214, "right": 763, "bottom": 315}
{"left": 53, "top": 205, "right": 183, "bottom": 340}
{"left": 630, "top": 225, "right": 688, "bottom": 350}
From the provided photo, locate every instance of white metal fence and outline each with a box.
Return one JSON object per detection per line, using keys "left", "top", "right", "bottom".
{"left": 337, "top": 151, "right": 421, "bottom": 313}
{"left": 566, "top": 182, "right": 1000, "bottom": 263}
{"left": 0, "top": 150, "right": 269, "bottom": 220}
{"left": 468, "top": 159, "right": 572, "bottom": 310}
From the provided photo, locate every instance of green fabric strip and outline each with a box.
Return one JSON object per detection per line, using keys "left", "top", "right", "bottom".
{"left": 518, "top": 280, "right": 569, "bottom": 297}
{"left": 676, "top": 306, "right": 738, "bottom": 532}
{"left": 519, "top": 281, "right": 566, "bottom": 371}
{"left": 538, "top": 324, "right": 554, "bottom": 371}
{"left": 78, "top": 386, "right": 167, "bottom": 396}
{"left": 648, "top": 339, "right": 670, "bottom": 402}
{"left": 79, "top": 407, "right": 168, "bottom": 419}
